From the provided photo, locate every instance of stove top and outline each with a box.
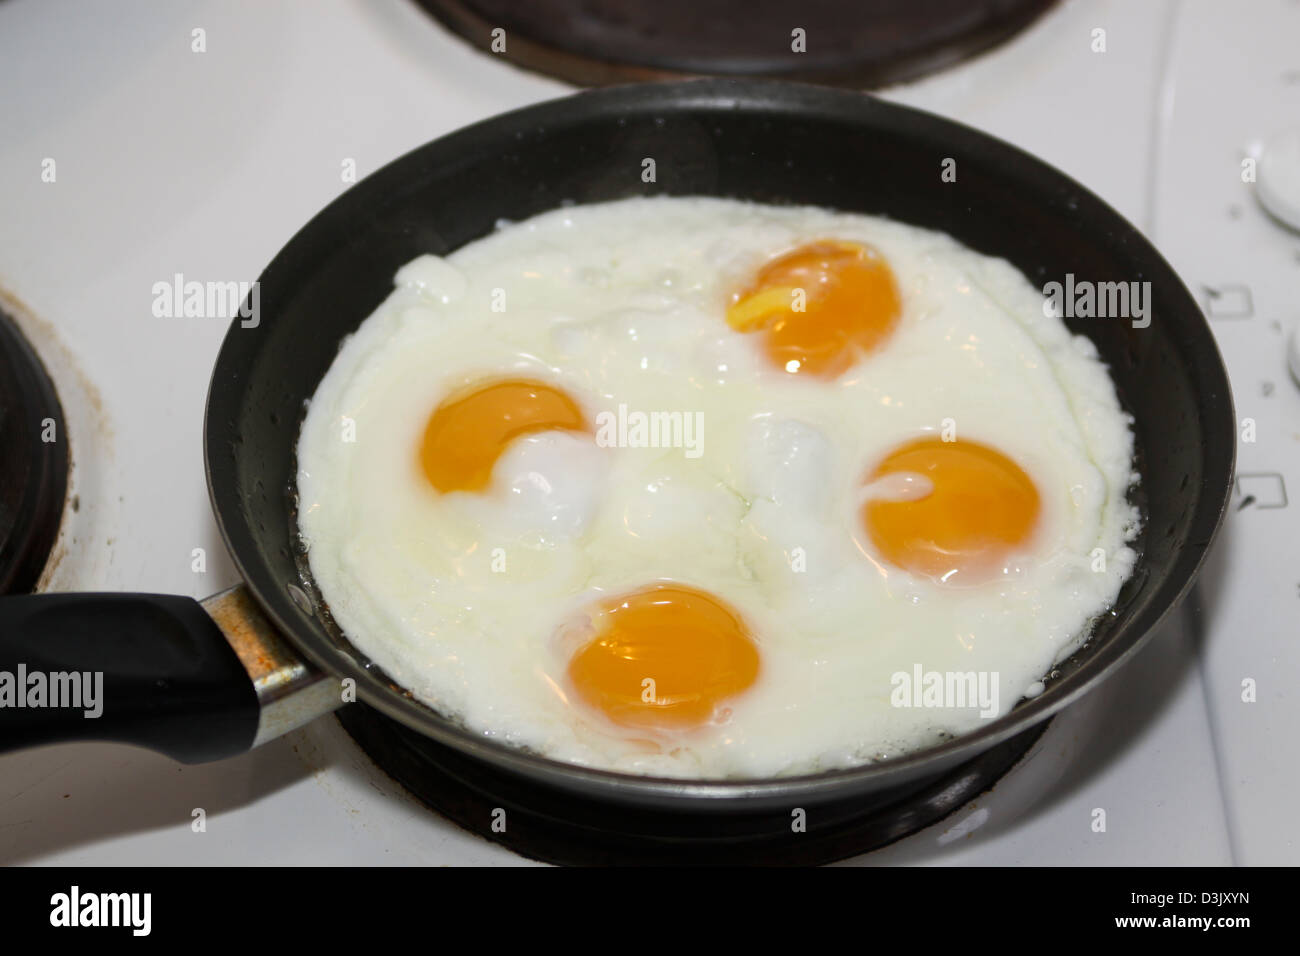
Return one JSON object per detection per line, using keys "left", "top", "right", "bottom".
{"left": 0, "top": 0, "right": 1294, "bottom": 865}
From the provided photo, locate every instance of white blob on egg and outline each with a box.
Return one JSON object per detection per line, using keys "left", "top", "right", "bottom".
{"left": 396, "top": 254, "right": 468, "bottom": 304}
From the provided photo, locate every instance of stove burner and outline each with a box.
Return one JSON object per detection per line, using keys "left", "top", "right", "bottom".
{"left": 339, "top": 703, "right": 1048, "bottom": 865}
{"left": 0, "top": 307, "right": 67, "bottom": 594}
{"left": 415, "top": 0, "right": 1055, "bottom": 88}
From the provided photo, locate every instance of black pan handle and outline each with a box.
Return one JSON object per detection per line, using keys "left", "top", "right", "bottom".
{"left": 0, "top": 588, "right": 338, "bottom": 763}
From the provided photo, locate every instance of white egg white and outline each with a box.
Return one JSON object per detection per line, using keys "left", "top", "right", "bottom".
{"left": 295, "top": 197, "right": 1139, "bottom": 779}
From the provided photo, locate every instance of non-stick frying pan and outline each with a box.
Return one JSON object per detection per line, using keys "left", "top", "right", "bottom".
{"left": 0, "top": 79, "right": 1234, "bottom": 815}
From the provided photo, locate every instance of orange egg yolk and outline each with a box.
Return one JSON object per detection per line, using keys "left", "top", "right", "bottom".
{"left": 420, "top": 379, "right": 587, "bottom": 492}
{"left": 727, "top": 240, "right": 901, "bottom": 378}
{"left": 863, "top": 438, "right": 1040, "bottom": 583}
{"left": 567, "top": 584, "right": 760, "bottom": 730}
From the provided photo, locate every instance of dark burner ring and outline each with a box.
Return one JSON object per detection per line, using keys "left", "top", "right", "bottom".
{"left": 415, "top": 0, "right": 1056, "bottom": 89}
{"left": 0, "top": 306, "right": 67, "bottom": 594}
{"left": 339, "top": 703, "right": 1048, "bottom": 865}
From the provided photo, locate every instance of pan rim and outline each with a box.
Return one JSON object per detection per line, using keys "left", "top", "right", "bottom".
{"left": 204, "top": 78, "right": 1236, "bottom": 803}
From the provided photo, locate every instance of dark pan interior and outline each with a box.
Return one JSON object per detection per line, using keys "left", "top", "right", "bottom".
{"left": 205, "top": 80, "right": 1233, "bottom": 811}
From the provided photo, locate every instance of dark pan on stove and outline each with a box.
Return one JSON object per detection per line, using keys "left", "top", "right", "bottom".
{"left": 0, "top": 80, "right": 1234, "bottom": 818}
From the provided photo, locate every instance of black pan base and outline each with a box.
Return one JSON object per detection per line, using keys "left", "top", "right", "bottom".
{"left": 338, "top": 703, "right": 1048, "bottom": 865}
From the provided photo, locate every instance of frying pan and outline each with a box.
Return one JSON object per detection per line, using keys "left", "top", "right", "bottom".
{"left": 0, "top": 80, "right": 1234, "bottom": 816}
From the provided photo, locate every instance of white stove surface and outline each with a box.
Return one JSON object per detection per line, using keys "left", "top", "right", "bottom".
{"left": 0, "top": 0, "right": 1292, "bottom": 866}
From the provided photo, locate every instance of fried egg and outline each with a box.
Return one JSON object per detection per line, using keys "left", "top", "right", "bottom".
{"left": 295, "top": 197, "right": 1139, "bottom": 779}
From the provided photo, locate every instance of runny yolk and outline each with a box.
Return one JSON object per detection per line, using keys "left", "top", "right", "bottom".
{"left": 862, "top": 438, "right": 1040, "bottom": 583}
{"left": 420, "top": 378, "right": 587, "bottom": 492}
{"left": 727, "top": 240, "right": 901, "bottom": 378}
{"left": 567, "top": 584, "right": 760, "bottom": 730}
